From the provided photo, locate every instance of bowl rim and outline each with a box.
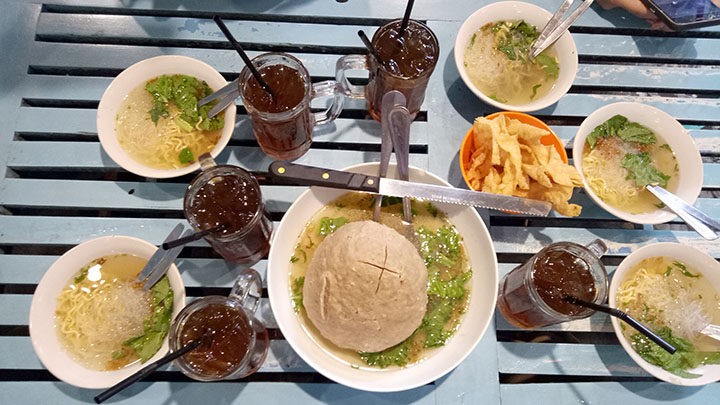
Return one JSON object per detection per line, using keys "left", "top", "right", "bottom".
{"left": 460, "top": 111, "right": 567, "bottom": 191}
{"left": 28, "top": 235, "right": 186, "bottom": 388}
{"left": 453, "top": 1, "right": 578, "bottom": 112}
{"left": 96, "top": 54, "right": 237, "bottom": 179}
{"left": 571, "top": 101, "right": 703, "bottom": 224}
{"left": 267, "top": 162, "right": 498, "bottom": 392}
{"left": 608, "top": 242, "right": 720, "bottom": 386}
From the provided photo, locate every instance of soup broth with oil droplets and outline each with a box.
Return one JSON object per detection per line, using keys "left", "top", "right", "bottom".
{"left": 288, "top": 193, "right": 472, "bottom": 369}
{"left": 616, "top": 257, "right": 720, "bottom": 377}
{"left": 55, "top": 254, "right": 151, "bottom": 371}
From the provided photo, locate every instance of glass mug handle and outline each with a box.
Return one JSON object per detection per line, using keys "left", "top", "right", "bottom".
{"left": 585, "top": 239, "right": 608, "bottom": 259}
{"left": 229, "top": 268, "right": 263, "bottom": 314}
{"left": 198, "top": 152, "right": 217, "bottom": 171}
{"left": 311, "top": 80, "right": 344, "bottom": 126}
{"left": 335, "top": 54, "right": 368, "bottom": 99}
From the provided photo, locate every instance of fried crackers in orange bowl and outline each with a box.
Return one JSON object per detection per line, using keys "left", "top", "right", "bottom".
{"left": 460, "top": 112, "right": 583, "bottom": 217}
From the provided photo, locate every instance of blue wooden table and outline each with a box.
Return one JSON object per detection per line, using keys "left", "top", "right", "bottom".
{"left": 1, "top": 0, "right": 719, "bottom": 403}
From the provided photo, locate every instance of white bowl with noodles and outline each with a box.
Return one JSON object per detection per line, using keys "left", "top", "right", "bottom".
{"left": 572, "top": 102, "right": 703, "bottom": 224}
{"left": 267, "top": 162, "right": 498, "bottom": 392}
{"left": 97, "top": 55, "right": 236, "bottom": 178}
{"left": 454, "top": 1, "right": 578, "bottom": 112}
{"left": 609, "top": 242, "right": 720, "bottom": 386}
{"left": 28, "top": 235, "right": 186, "bottom": 389}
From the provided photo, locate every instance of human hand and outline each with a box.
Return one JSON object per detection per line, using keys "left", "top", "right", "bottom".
{"left": 596, "top": 0, "right": 673, "bottom": 30}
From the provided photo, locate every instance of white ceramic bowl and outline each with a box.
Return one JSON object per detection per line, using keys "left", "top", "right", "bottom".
{"left": 29, "top": 236, "right": 186, "bottom": 389}
{"left": 609, "top": 243, "right": 720, "bottom": 386}
{"left": 97, "top": 55, "right": 236, "bottom": 178}
{"left": 267, "top": 163, "right": 498, "bottom": 392}
{"left": 454, "top": 1, "right": 578, "bottom": 112}
{"left": 572, "top": 102, "right": 703, "bottom": 224}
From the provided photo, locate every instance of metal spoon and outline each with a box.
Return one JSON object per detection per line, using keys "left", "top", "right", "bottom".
{"left": 646, "top": 185, "right": 720, "bottom": 240}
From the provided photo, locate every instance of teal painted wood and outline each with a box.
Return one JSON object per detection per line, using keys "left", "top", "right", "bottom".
{"left": 3, "top": 1, "right": 720, "bottom": 404}
{"left": 0, "top": 381, "right": 438, "bottom": 405}
{"left": 6, "top": 142, "right": 430, "bottom": 172}
{"left": 501, "top": 382, "right": 720, "bottom": 404}
{"left": 497, "top": 342, "right": 650, "bottom": 377}
{"left": 2, "top": 336, "right": 311, "bottom": 372}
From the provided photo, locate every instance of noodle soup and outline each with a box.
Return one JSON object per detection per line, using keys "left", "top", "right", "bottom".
{"left": 616, "top": 256, "right": 720, "bottom": 378}
{"left": 581, "top": 115, "right": 679, "bottom": 214}
{"left": 55, "top": 254, "right": 174, "bottom": 371}
{"left": 464, "top": 20, "right": 559, "bottom": 105}
{"left": 288, "top": 193, "right": 471, "bottom": 369}
{"left": 115, "top": 74, "right": 224, "bottom": 170}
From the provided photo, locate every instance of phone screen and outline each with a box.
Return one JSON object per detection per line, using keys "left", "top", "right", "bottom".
{"left": 649, "top": 0, "right": 720, "bottom": 24}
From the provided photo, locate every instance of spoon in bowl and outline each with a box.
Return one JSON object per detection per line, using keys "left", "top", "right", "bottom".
{"left": 645, "top": 185, "right": 720, "bottom": 240}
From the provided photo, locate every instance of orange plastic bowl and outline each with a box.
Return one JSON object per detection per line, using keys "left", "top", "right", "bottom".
{"left": 460, "top": 111, "right": 567, "bottom": 192}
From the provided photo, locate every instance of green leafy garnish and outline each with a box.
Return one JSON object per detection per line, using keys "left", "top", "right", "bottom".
{"left": 290, "top": 256, "right": 299, "bottom": 263}
{"left": 416, "top": 226, "right": 461, "bottom": 267}
{"left": 535, "top": 54, "right": 559, "bottom": 78}
{"left": 673, "top": 261, "right": 687, "bottom": 270}
{"left": 423, "top": 299, "right": 456, "bottom": 347}
{"left": 317, "top": 216, "right": 348, "bottom": 236}
{"left": 178, "top": 147, "right": 194, "bottom": 164}
{"left": 489, "top": 94, "right": 507, "bottom": 103}
{"left": 469, "top": 33, "right": 477, "bottom": 46}
{"left": 428, "top": 270, "right": 472, "bottom": 299}
{"left": 621, "top": 152, "right": 670, "bottom": 188}
{"left": 122, "top": 276, "right": 173, "bottom": 363}
{"left": 531, "top": 84, "right": 542, "bottom": 99}
{"left": 144, "top": 74, "right": 224, "bottom": 130}
{"left": 664, "top": 266, "right": 672, "bottom": 276}
{"left": 424, "top": 201, "right": 439, "bottom": 217}
{"left": 630, "top": 327, "right": 720, "bottom": 378}
{"left": 680, "top": 270, "right": 700, "bottom": 278}
{"left": 111, "top": 350, "right": 127, "bottom": 360}
{"left": 656, "top": 203, "right": 666, "bottom": 209}
{"left": 74, "top": 265, "right": 90, "bottom": 284}
{"left": 298, "top": 249, "right": 307, "bottom": 263}
{"left": 291, "top": 277, "right": 304, "bottom": 312}
{"left": 617, "top": 122, "right": 656, "bottom": 144}
{"left": 586, "top": 115, "right": 628, "bottom": 149}
{"left": 360, "top": 337, "right": 411, "bottom": 368}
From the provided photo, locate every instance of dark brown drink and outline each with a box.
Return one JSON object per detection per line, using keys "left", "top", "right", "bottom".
{"left": 184, "top": 164, "right": 272, "bottom": 265}
{"left": 180, "top": 303, "right": 266, "bottom": 377}
{"left": 367, "top": 19, "right": 439, "bottom": 121}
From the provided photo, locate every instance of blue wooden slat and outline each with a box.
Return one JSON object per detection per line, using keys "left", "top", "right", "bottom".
{"left": 497, "top": 342, "right": 649, "bottom": 377}
{"left": 500, "top": 382, "right": 720, "bottom": 404}
{"left": 0, "top": 336, "right": 310, "bottom": 372}
{"left": 5, "top": 142, "right": 430, "bottom": 172}
{"left": 0, "top": 380, "right": 438, "bottom": 405}
{"left": 12, "top": 107, "right": 429, "bottom": 145}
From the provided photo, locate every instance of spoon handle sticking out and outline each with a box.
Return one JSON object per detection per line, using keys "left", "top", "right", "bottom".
{"left": 564, "top": 296, "right": 676, "bottom": 354}
{"left": 94, "top": 338, "right": 204, "bottom": 404}
{"left": 162, "top": 224, "right": 227, "bottom": 250}
{"left": 646, "top": 185, "right": 719, "bottom": 240}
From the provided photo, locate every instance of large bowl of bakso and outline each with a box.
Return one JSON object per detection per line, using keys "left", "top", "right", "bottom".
{"left": 29, "top": 235, "right": 186, "bottom": 388}
{"left": 97, "top": 55, "right": 236, "bottom": 178}
{"left": 610, "top": 243, "right": 720, "bottom": 386}
{"left": 573, "top": 102, "right": 702, "bottom": 224}
{"left": 267, "top": 162, "right": 498, "bottom": 392}
{"left": 454, "top": 1, "right": 578, "bottom": 112}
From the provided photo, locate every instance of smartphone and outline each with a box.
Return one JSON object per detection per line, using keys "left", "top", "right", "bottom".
{"left": 639, "top": 0, "right": 720, "bottom": 30}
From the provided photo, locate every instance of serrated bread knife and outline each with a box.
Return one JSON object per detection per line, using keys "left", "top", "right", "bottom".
{"left": 268, "top": 162, "right": 552, "bottom": 216}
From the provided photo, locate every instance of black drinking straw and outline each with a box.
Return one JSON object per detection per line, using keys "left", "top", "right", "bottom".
{"left": 162, "top": 224, "right": 227, "bottom": 250}
{"left": 398, "top": 0, "right": 416, "bottom": 37}
{"left": 213, "top": 15, "right": 274, "bottom": 98}
{"left": 564, "top": 296, "right": 676, "bottom": 354}
{"left": 357, "top": 30, "right": 381, "bottom": 61}
{"left": 94, "top": 336, "right": 209, "bottom": 404}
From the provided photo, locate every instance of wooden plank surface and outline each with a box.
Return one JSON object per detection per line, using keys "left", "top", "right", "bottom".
{"left": 2, "top": 0, "right": 720, "bottom": 404}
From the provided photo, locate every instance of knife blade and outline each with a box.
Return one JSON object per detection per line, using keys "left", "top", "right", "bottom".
{"left": 142, "top": 228, "right": 194, "bottom": 291}
{"left": 268, "top": 162, "right": 552, "bottom": 216}
{"left": 135, "top": 223, "right": 184, "bottom": 283}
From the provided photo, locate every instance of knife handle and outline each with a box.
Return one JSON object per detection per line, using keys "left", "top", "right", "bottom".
{"left": 268, "top": 162, "right": 380, "bottom": 192}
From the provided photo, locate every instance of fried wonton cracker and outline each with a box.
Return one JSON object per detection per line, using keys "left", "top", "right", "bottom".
{"left": 465, "top": 114, "right": 583, "bottom": 216}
